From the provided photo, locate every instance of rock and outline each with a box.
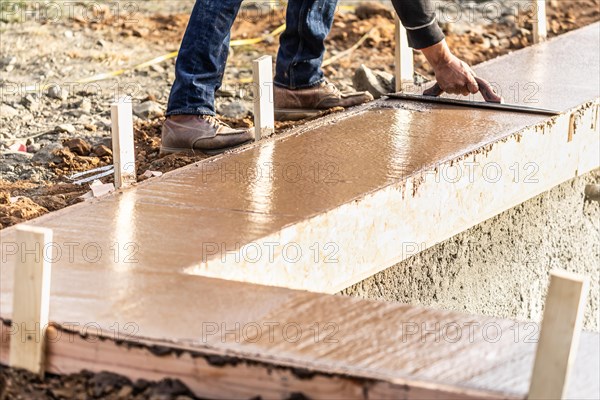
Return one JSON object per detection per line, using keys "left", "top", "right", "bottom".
{"left": 133, "top": 101, "right": 164, "bottom": 119}
{"left": 19, "top": 169, "right": 43, "bottom": 183}
{"left": 216, "top": 88, "right": 235, "bottom": 98}
{"left": 27, "top": 143, "right": 41, "bottom": 153}
{"left": 1, "top": 56, "right": 16, "bottom": 72}
{"left": 89, "top": 371, "right": 131, "bottom": 397}
{"left": 92, "top": 144, "right": 112, "bottom": 157}
{"left": 74, "top": 97, "right": 92, "bottom": 114}
{"left": 218, "top": 100, "right": 249, "bottom": 119}
{"left": 116, "top": 385, "right": 133, "bottom": 399}
{"left": 64, "top": 30, "right": 74, "bottom": 38}
{"left": 55, "top": 123, "right": 76, "bottom": 134}
{"left": 98, "top": 137, "right": 113, "bottom": 149}
{"left": 64, "top": 138, "right": 92, "bottom": 156}
{"left": 489, "top": 36, "right": 500, "bottom": 49}
{"left": 21, "top": 95, "right": 40, "bottom": 112}
{"left": 355, "top": 2, "right": 393, "bottom": 20}
{"left": 31, "top": 143, "right": 63, "bottom": 164}
{"left": 132, "top": 28, "right": 150, "bottom": 37}
{"left": 0, "top": 103, "right": 18, "bottom": 118}
{"left": 0, "top": 56, "right": 16, "bottom": 69}
{"left": 146, "top": 378, "right": 194, "bottom": 399}
{"left": 150, "top": 64, "right": 165, "bottom": 74}
{"left": 584, "top": 184, "right": 600, "bottom": 202}
{"left": 133, "top": 379, "right": 150, "bottom": 392}
{"left": 46, "top": 85, "right": 69, "bottom": 101}
{"left": 90, "top": 181, "right": 115, "bottom": 198}
{"left": 352, "top": 64, "right": 394, "bottom": 99}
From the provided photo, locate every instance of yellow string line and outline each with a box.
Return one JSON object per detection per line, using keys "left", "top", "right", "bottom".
{"left": 24, "top": 23, "right": 286, "bottom": 91}
{"left": 322, "top": 28, "right": 374, "bottom": 67}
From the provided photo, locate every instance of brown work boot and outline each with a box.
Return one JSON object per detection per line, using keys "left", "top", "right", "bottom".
{"left": 160, "top": 115, "right": 254, "bottom": 156}
{"left": 274, "top": 81, "right": 373, "bottom": 121}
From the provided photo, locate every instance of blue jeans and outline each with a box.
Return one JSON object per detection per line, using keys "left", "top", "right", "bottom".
{"left": 167, "top": 0, "right": 337, "bottom": 116}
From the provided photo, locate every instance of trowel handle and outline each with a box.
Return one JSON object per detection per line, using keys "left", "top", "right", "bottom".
{"left": 423, "top": 77, "right": 504, "bottom": 103}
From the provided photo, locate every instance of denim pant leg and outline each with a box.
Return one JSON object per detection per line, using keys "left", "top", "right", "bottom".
{"left": 167, "top": 0, "right": 242, "bottom": 116}
{"left": 274, "top": 0, "right": 337, "bottom": 89}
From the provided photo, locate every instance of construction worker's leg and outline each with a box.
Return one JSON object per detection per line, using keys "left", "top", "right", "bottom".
{"left": 274, "top": 0, "right": 337, "bottom": 89}
{"left": 167, "top": 0, "right": 244, "bottom": 116}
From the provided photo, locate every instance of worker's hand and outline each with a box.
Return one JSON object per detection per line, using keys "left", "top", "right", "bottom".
{"left": 421, "top": 40, "right": 479, "bottom": 96}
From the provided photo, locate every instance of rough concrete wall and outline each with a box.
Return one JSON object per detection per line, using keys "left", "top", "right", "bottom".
{"left": 343, "top": 169, "right": 600, "bottom": 331}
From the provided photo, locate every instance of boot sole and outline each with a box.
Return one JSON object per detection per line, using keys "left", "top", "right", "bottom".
{"left": 274, "top": 108, "right": 327, "bottom": 121}
{"left": 159, "top": 140, "right": 253, "bottom": 157}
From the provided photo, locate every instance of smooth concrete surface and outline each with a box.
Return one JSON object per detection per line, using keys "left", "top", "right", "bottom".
{"left": 344, "top": 169, "right": 600, "bottom": 331}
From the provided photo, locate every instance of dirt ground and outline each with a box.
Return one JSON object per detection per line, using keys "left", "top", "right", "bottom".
{"left": 0, "top": 365, "right": 204, "bottom": 400}
{"left": 1, "top": 0, "right": 598, "bottom": 229}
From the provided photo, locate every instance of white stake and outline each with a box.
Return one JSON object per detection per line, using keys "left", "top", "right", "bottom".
{"left": 9, "top": 225, "right": 53, "bottom": 377}
{"left": 252, "top": 55, "right": 275, "bottom": 141}
{"left": 529, "top": 270, "right": 589, "bottom": 399}
{"left": 532, "top": 0, "right": 547, "bottom": 44}
{"left": 111, "top": 98, "right": 136, "bottom": 189}
{"left": 394, "top": 16, "right": 414, "bottom": 93}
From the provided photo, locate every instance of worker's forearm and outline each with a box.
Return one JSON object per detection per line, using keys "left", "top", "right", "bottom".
{"left": 391, "top": 0, "right": 445, "bottom": 50}
{"left": 420, "top": 39, "right": 453, "bottom": 69}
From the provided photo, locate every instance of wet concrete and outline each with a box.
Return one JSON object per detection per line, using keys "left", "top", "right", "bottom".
{"left": 0, "top": 106, "right": 549, "bottom": 278}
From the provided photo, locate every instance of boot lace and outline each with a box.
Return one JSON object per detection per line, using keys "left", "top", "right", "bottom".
{"left": 323, "top": 80, "right": 342, "bottom": 97}
{"left": 201, "top": 115, "right": 230, "bottom": 129}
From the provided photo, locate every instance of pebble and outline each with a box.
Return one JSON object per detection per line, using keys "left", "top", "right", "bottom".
{"left": 133, "top": 101, "right": 165, "bottom": 119}
{"left": 218, "top": 100, "right": 249, "bottom": 119}
{"left": 75, "top": 97, "right": 92, "bottom": 114}
{"left": 352, "top": 64, "right": 394, "bottom": 99}
{"left": 55, "top": 123, "right": 77, "bottom": 134}
{"left": 0, "top": 103, "right": 18, "bottom": 118}
{"left": 27, "top": 143, "right": 42, "bottom": 153}
{"left": 64, "top": 137, "right": 92, "bottom": 156}
{"left": 21, "top": 95, "right": 40, "bottom": 112}
{"left": 31, "top": 143, "right": 64, "bottom": 164}
{"left": 46, "top": 85, "right": 69, "bottom": 101}
{"left": 0, "top": 56, "right": 16, "bottom": 68}
{"left": 92, "top": 144, "right": 112, "bottom": 157}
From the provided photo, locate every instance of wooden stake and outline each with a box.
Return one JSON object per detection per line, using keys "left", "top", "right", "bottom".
{"left": 529, "top": 270, "right": 589, "bottom": 399}
{"left": 9, "top": 225, "right": 53, "bottom": 377}
{"left": 394, "top": 16, "right": 414, "bottom": 93}
{"left": 532, "top": 0, "right": 547, "bottom": 44}
{"left": 111, "top": 98, "right": 136, "bottom": 189}
{"left": 252, "top": 55, "right": 275, "bottom": 141}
